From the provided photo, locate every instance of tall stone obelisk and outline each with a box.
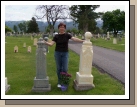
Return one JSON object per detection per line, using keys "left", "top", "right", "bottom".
{"left": 74, "top": 32, "right": 95, "bottom": 91}
{"left": 32, "top": 37, "right": 51, "bottom": 92}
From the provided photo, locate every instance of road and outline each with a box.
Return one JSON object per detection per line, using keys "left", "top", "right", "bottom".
{"left": 68, "top": 40, "right": 125, "bottom": 84}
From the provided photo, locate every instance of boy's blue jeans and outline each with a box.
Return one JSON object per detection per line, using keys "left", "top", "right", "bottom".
{"left": 54, "top": 51, "right": 69, "bottom": 84}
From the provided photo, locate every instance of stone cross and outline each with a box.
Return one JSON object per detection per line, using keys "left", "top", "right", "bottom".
{"left": 28, "top": 46, "right": 31, "bottom": 53}
{"left": 32, "top": 37, "right": 51, "bottom": 92}
{"left": 73, "top": 32, "right": 95, "bottom": 91}
{"left": 14, "top": 46, "right": 18, "bottom": 53}
{"left": 5, "top": 77, "right": 10, "bottom": 93}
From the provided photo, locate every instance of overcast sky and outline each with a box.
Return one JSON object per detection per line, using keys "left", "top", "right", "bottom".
{"left": 5, "top": 4, "right": 125, "bottom": 22}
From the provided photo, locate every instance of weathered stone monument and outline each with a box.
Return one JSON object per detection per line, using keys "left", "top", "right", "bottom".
{"left": 23, "top": 43, "right": 26, "bottom": 48}
{"left": 28, "top": 46, "right": 31, "bottom": 53}
{"left": 5, "top": 77, "right": 10, "bottom": 93}
{"left": 32, "top": 37, "right": 51, "bottom": 92}
{"left": 73, "top": 32, "right": 95, "bottom": 91}
{"left": 107, "top": 32, "right": 110, "bottom": 40}
{"left": 14, "top": 46, "right": 18, "bottom": 53}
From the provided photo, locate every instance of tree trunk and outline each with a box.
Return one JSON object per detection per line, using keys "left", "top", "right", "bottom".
{"left": 113, "top": 29, "right": 117, "bottom": 38}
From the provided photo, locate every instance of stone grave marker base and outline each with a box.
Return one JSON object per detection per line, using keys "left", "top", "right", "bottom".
{"left": 32, "top": 77, "right": 51, "bottom": 92}
{"left": 5, "top": 78, "right": 10, "bottom": 93}
{"left": 73, "top": 80, "right": 95, "bottom": 91}
{"left": 107, "top": 38, "right": 110, "bottom": 40}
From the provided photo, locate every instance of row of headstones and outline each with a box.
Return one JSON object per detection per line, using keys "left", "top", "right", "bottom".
{"left": 13, "top": 34, "right": 49, "bottom": 53}
{"left": 14, "top": 45, "right": 32, "bottom": 53}
{"left": 6, "top": 32, "right": 44, "bottom": 37}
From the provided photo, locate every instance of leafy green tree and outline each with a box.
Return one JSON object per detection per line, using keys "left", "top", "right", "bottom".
{"left": 13, "top": 25, "right": 18, "bottom": 32}
{"left": 45, "top": 25, "right": 50, "bottom": 34}
{"left": 69, "top": 5, "right": 102, "bottom": 33}
{"left": 71, "top": 28, "right": 78, "bottom": 35}
{"left": 18, "top": 22, "right": 28, "bottom": 33}
{"left": 66, "top": 29, "right": 71, "bottom": 33}
{"left": 5, "top": 26, "right": 12, "bottom": 33}
{"left": 102, "top": 9, "right": 125, "bottom": 37}
{"left": 18, "top": 23, "right": 24, "bottom": 32}
{"left": 27, "top": 17, "right": 39, "bottom": 33}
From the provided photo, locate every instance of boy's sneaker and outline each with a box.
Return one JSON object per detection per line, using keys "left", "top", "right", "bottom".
{"left": 57, "top": 84, "right": 61, "bottom": 88}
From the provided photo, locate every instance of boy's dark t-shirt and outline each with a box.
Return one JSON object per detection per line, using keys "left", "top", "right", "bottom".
{"left": 52, "top": 33, "right": 72, "bottom": 52}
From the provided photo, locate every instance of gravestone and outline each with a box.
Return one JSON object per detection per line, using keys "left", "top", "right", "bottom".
{"left": 113, "top": 38, "right": 117, "bottom": 44}
{"left": 32, "top": 37, "right": 51, "bottom": 92}
{"left": 73, "top": 32, "right": 95, "bottom": 91}
{"left": 33, "top": 38, "right": 37, "bottom": 46}
{"left": 98, "top": 33, "right": 100, "bottom": 38}
{"left": 23, "top": 43, "right": 26, "bottom": 48}
{"left": 14, "top": 46, "right": 18, "bottom": 53}
{"left": 5, "top": 77, "right": 10, "bottom": 93}
{"left": 107, "top": 32, "right": 110, "bottom": 40}
{"left": 6, "top": 32, "right": 12, "bottom": 36}
{"left": 118, "top": 35, "right": 122, "bottom": 41}
{"left": 28, "top": 46, "right": 31, "bottom": 53}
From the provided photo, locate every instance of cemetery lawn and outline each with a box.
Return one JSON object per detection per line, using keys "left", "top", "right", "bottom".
{"left": 77, "top": 36, "right": 125, "bottom": 52}
{"left": 5, "top": 36, "right": 125, "bottom": 95}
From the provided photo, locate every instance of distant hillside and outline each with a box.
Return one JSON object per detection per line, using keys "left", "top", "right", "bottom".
{"left": 5, "top": 20, "right": 103, "bottom": 32}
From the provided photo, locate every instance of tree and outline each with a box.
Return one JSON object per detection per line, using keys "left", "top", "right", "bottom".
{"left": 71, "top": 28, "right": 78, "bottom": 35}
{"left": 88, "top": 19, "right": 97, "bottom": 33}
{"left": 5, "top": 25, "right": 12, "bottom": 33}
{"left": 69, "top": 5, "right": 102, "bottom": 34}
{"left": 102, "top": 9, "right": 125, "bottom": 37}
{"left": 45, "top": 25, "right": 50, "bottom": 34}
{"left": 27, "top": 17, "right": 39, "bottom": 33}
{"left": 66, "top": 29, "right": 71, "bottom": 33}
{"left": 18, "top": 22, "right": 28, "bottom": 33}
{"left": 18, "top": 23, "right": 24, "bottom": 32}
{"left": 35, "top": 5, "right": 69, "bottom": 36}
{"left": 13, "top": 25, "right": 18, "bottom": 33}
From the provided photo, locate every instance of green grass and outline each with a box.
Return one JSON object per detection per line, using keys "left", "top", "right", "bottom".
{"left": 5, "top": 36, "right": 125, "bottom": 95}
{"left": 77, "top": 36, "right": 125, "bottom": 52}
